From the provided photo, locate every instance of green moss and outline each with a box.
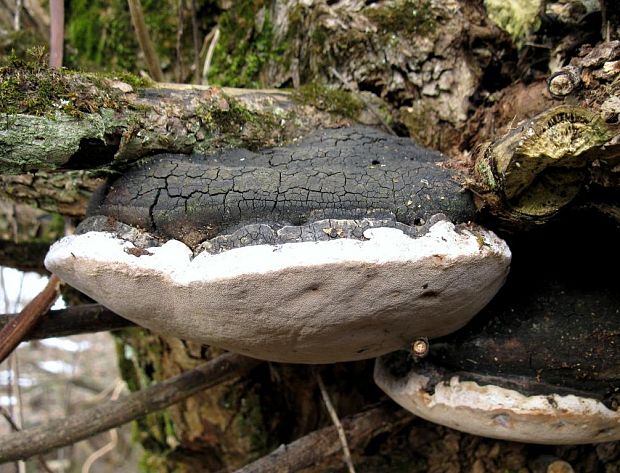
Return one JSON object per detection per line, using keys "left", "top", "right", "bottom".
{"left": 210, "top": 2, "right": 288, "bottom": 88}
{"left": 46, "top": 213, "right": 66, "bottom": 239}
{"left": 65, "top": 0, "right": 139, "bottom": 72}
{"left": 292, "top": 84, "right": 364, "bottom": 119}
{"left": 475, "top": 154, "right": 498, "bottom": 191}
{"left": 97, "top": 71, "right": 155, "bottom": 89}
{"left": 364, "top": 0, "right": 440, "bottom": 38}
{"left": 0, "top": 48, "right": 73, "bottom": 117}
{"left": 221, "top": 382, "right": 270, "bottom": 459}
{"left": 0, "top": 31, "right": 47, "bottom": 65}
{"left": 0, "top": 49, "right": 148, "bottom": 118}
{"left": 114, "top": 329, "right": 177, "bottom": 455}
{"left": 114, "top": 329, "right": 145, "bottom": 393}
{"left": 139, "top": 453, "right": 168, "bottom": 473}
{"left": 196, "top": 94, "right": 281, "bottom": 150}
{"left": 485, "top": 0, "right": 541, "bottom": 47}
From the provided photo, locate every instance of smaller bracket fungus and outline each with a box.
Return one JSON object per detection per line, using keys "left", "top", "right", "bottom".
{"left": 375, "top": 221, "right": 620, "bottom": 444}
{"left": 374, "top": 358, "right": 620, "bottom": 444}
{"left": 45, "top": 127, "right": 511, "bottom": 364}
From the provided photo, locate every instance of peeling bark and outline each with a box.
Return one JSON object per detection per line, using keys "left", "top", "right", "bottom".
{"left": 0, "top": 82, "right": 377, "bottom": 215}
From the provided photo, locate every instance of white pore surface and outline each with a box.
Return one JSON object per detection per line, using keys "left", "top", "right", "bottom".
{"left": 374, "top": 359, "right": 620, "bottom": 444}
{"left": 45, "top": 221, "right": 510, "bottom": 363}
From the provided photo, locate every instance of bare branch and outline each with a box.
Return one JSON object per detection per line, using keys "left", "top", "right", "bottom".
{"left": 0, "top": 275, "right": 61, "bottom": 364}
{"left": 190, "top": 0, "right": 200, "bottom": 83}
{"left": 0, "top": 304, "right": 135, "bottom": 341}
{"left": 48, "top": 0, "right": 63, "bottom": 68}
{"left": 233, "top": 405, "right": 412, "bottom": 473}
{"left": 0, "top": 407, "right": 54, "bottom": 473}
{"left": 0, "top": 352, "right": 261, "bottom": 463}
{"left": 127, "top": 0, "right": 164, "bottom": 81}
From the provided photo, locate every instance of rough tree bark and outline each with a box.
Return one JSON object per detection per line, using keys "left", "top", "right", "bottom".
{"left": 0, "top": 0, "right": 619, "bottom": 471}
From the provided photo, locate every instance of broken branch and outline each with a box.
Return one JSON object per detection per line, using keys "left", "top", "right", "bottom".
{"left": 0, "top": 275, "right": 61, "bottom": 364}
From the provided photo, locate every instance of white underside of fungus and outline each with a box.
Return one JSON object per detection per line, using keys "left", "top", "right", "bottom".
{"left": 374, "top": 358, "right": 620, "bottom": 444}
{"left": 45, "top": 220, "right": 510, "bottom": 363}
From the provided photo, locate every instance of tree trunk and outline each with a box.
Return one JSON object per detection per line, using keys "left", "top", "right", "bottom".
{"left": 0, "top": 0, "right": 619, "bottom": 471}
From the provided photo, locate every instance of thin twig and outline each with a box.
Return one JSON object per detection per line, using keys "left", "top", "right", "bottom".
{"left": 198, "top": 29, "right": 215, "bottom": 64}
{"left": 127, "top": 0, "right": 164, "bottom": 82}
{"left": 0, "top": 352, "right": 261, "bottom": 463}
{"left": 81, "top": 382, "right": 124, "bottom": 473}
{"left": 175, "top": 0, "right": 185, "bottom": 83}
{"left": 0, "top": 406, "right": 19, "bottom": 431}
{"left": 316, "top": 373, "right": 356, "bottom": 473}
{"left": 0, "top": 304, "right": 135, "bottom": 341}
{"left": 14, "top": 0, "right": 22, "bottom": 31}
{"left": 0, "top": 275, "right": 61, "bottom": 364}
{"left": 190, "top": 0, "right": 200, "bottom": 83}
{"left": 49, "top": 0, "right": 63, "bottom": 68}
{"left": 202, "top": 27, "right": 220, "bottom": 85}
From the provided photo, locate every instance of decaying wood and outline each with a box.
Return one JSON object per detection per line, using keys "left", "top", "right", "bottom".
{"left": 233, "top": 405, "right": 411, "bottom": 473}
{"left": 254, "top": 0, "right": 513, "bottom": 154}
{"left": 0, "top": 304, "right": 134, "bottom": 340}
{"left": 0, "top": 81, "right": 368, "bottom": 215}
{"left": 0, "top": 352, "right": 261, "bottom": 463}
{"left": 465, "top": 40, "right": 620, "bottom": 227}
{"left": 471, "top": 105, "right": 613, "bottom": 225}
{"left": 0, "top": 199, "right": 64, "bottom": 272}
{"left": 0, "top": 274, "right": 60, "bottom": 363}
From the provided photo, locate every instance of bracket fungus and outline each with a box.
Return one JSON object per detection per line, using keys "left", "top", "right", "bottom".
{"left": 45, "top": 127, "right": 511, "bottom": 363}
{"left": 375, "top": 219, "right": 620, "bottom": 444}
{"left": 374, "top": 358, "right": 620, "bottom": 444}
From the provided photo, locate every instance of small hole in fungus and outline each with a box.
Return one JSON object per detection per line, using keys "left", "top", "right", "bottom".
{"left": 422, "top": 283, "right": 429, "bottom": 289}
{"left": 420, "top": 291, "right": 438, "bottom": 298}
{"left": 371, "top": 160, "right": 380, "bottom": 165}
{"left": 413, "top": 218, "right": 423, "bottom": 226}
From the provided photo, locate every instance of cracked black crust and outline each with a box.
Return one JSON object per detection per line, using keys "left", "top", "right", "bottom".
{"left": 89, "top": 126, "right": 475, "bottom": 247}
